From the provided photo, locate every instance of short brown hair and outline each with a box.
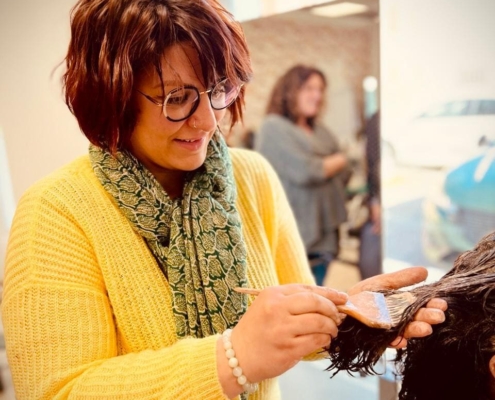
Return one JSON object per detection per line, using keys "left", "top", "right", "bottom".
{"left": 63, "top": 0, "right": 252, "bottom": 152}
{"left": 265, "top": 64, "right": 326, "bottom": 128}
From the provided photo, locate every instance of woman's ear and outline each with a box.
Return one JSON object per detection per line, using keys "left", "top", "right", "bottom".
{"left": 490, "top": 355, "right": 495, "bottom": 379}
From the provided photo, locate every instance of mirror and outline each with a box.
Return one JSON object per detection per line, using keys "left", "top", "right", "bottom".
{"left": 380, "top": 0, "right": 495, "bottom": 280}
{"left": 232, "top": 3, "right": 381, "bottom": 397}
{"left": 233, "top": 0, "right": 380, "bottom": 288}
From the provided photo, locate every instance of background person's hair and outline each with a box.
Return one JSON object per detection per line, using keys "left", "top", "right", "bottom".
{"left": 265, "top": 64, "right": 326, "bottom": 128}
{"left": 326, "top": 231, "right": 495, "bottom": 400}
{"left": 63, "top": 0, "right": 252, "bottom": 152}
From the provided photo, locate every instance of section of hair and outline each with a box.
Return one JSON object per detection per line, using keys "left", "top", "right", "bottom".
{"left": 326, "top": 232, "right": 495, "bottom": 400}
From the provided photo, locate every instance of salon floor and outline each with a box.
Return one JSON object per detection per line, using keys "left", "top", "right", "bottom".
{"left": 0, "top": 241, "right": 380, "bottom": 400}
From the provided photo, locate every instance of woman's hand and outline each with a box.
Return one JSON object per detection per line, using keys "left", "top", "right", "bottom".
{"left": 348, "top": 266, "right": 448, "bottom": 348}
{"left": 218, "top": 284, "right": 347, "bottom": 397}
{"left": 323, "top": 153, "right": 348, "bottom": 178}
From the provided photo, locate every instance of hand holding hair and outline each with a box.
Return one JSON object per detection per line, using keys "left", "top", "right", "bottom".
{"left": 332, "top": 234, "right": 495, "bottom": 400}
{"left": 348, "top": 266, "right": 447, "bottom": 348}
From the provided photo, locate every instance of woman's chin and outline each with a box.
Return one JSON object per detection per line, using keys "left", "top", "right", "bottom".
{"left": 175, "top": 156, "right": 207, "bottom": 172}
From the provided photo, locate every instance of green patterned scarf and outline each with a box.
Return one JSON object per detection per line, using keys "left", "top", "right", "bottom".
{"left": 89, "top": 132, "right": 248, "bottom": 338}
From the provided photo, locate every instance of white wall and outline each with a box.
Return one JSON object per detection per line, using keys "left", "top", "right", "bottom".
{"left": 380, "top": 0, "right": 495, "bottom": 270}
{"left": 0, "top": 0, "right": 87, "bottom": 202}
{"left": 0, "top": 127, "right": 15, "bottom": 232}
{"left": 221, "top": 0, "right": 331, "bottom": 21}
{"left": 380, "top": 0, "right": 495, "bottom": 139}
{"left": 0, "top": 127, "right": 15, "bottom": 278}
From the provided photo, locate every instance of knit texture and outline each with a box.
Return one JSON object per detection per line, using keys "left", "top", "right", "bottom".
{"left": 2, "top": 148, "right": 315, "bottom": 399}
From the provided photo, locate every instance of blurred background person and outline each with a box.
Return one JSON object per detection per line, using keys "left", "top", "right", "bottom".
{"left": 256, "top": 64, "right": 349, "bottom": 286}
{"left": 238, "top": 128, "right": 256, "bottom": 150}
{"left": 358, "top": 110, "right": 382, "bottom": 279}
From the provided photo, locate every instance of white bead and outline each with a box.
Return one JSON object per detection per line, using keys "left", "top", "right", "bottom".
{"left": 221, "top": 329, "right": 258, "bottom": 395}
{"left": 237, "top": 375, "right": 247, "bottom": 385}
{"left": 246, "top": 383, "right": 259, "bottom": 394}
{"left": 244, "top": 383, "right": 256, "bottom": 393}
{"left": 228, "top": 357, "right": 239, "bottom": 368}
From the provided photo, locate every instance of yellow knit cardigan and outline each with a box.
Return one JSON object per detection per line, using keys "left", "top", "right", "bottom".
{"left": 1, "top": 148, "right": 315, "bottom": 399}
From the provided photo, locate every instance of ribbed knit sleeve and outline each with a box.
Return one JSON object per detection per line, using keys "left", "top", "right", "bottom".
{"left": 1, "top": 163, "right": 228, "bottom": 400}
{"left": 230, "top": 149, "right": 315, "bottom": 287}
{"left": 256, "top": 115, "right": 327, "bottom": 186}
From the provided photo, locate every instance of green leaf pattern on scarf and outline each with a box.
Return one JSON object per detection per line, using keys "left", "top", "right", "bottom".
{"left": 89, "top": 132, "right": 248, "bottom": 339}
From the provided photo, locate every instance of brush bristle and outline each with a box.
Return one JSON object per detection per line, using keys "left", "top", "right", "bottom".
{"left": 385, "top": 292, "right": 417, "bottom": 327}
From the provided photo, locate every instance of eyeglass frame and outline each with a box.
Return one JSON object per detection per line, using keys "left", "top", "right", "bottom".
{"left": 136, "top": 78, "right": 244, "bottom": 122}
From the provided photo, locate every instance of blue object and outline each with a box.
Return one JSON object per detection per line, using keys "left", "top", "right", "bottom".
{"left": 445, "top": 150, "right": 495, "bottom": 213}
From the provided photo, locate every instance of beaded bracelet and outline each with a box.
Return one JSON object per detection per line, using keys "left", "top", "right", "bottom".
{"left": 222, "top": 328, "right": 259, "bottom": 395}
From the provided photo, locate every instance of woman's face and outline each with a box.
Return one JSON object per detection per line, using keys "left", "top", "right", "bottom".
{"left": 295, "top": 73, "right": 325, "bottom": 119}
{"left": 131, "top": 44, "right": 226, "bottom": 179}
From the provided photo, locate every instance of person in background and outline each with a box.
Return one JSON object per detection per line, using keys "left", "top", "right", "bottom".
{"left": 358, "top": 110, "right": 382, "bottom": 279}
{"left": 256, "top": 65, "right": 349, "bottom": 286}
{"left": 1, "top": 2, "right": 446, "bottom": 399}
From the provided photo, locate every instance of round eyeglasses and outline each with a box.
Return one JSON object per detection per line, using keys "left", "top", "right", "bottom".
{"left": 137, "top": 78, "right": 243, "bottom": 122}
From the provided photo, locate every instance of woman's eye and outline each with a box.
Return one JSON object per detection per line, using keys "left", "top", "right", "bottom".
{"left": 212, "top": 86, "right": 226, "bottom": 99}
{"left": 167, "top": 90, "right": 192, "bottom": 106}
{"left": 167, "top": 96, "right": 187, "bottom": 105}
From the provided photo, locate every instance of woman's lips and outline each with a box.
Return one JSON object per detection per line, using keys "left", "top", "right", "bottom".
{"left": 173, "top": 137, "right": 205, "bottom": 151}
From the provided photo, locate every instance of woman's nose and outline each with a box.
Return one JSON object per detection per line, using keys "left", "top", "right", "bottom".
{"left": 191, "top": 92, "right": 218, "bottom": 131}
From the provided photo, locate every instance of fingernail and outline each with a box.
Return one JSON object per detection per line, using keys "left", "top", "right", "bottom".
{"left": 436, "top": 310, "right": 446, "bottom": 323}
{"left": 337, "top": 291, "right": 349, "bottom": 301}
{"left": 391, "top": 336, "right": 403, "bottom": 347}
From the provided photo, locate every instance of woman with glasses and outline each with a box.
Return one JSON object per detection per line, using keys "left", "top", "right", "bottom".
{"left": 1, "top": 1, "right": 446, "bottom": 399}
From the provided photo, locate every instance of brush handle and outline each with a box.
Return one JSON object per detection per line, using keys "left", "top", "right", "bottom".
{"left": 235, "top": 288, "right": 262, "bottom": 295}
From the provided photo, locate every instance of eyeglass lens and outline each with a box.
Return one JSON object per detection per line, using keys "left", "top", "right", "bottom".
{"left": 164, "top": 79, "right": 240, "bottom": 121}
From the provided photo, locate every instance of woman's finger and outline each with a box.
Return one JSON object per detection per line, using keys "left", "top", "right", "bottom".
{"left": 286, "top": 292, "right": 342, "bottom": 322}
{"left": 293, "top": 333, "right": 333, "bottom": 355}
{"left": 403, "top": 320, "right": 433, "bottom": 339}
{"left": 288, "top": 313, "right": 340, "bottom": 338}
{"left": 425, "top": 297, "right": 448, "bottom": 311}
{"left": 275, "top": 284, "right": 348, "bottom": 305}
{"left": 413, "top": 308, "right": 445, "bottom": 324}
{"left": 389, "top": 336, "right": 407, "bottom": 349}
{"left": 348, "top": 267, "right": 428, "bottom": 295}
